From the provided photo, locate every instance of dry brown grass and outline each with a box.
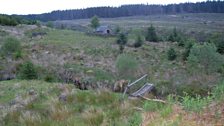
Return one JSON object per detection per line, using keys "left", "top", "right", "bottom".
{"left": 82, "top": 107, "right": 104, "bottom": 126}
{"left": 141, "top": 103, "right": 224, "bottom": 126}
{"left": 19, "top": 111, "right": 42, "bottom": 126}
{"left": 48, "top": 98, "right": 71, "bottom": 121}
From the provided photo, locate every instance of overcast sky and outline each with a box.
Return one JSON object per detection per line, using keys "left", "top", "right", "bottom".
{"left": 0, "top": 0, "right": 205, "bottom": 15}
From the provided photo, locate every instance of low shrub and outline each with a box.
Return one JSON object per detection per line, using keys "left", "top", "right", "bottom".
{"left": 1, "top": 37, "right": 22, "bottom": 57}
{"left": 182, "top": 38, "right": 196, "bottom": 61}
{"left": 92, "top": 68, "right": 114, "bottom": 82}
{"left": 46, "top": 21, "right": 53, "bottom": 28}
{"left": 217, "top": 64, "right": 224, "bottom": 75}
{"left": 115, "top": 54, "right": 138, "bottom": 79}
{"left": 176, "top": 83, "right": 210, "bottom": 97}
{"left": 145, "top": 24, "right": 158, "bottom": 42}
{"left": 18, "top": 61, "right": 38, "bottom": 80}
{"left": 13, "top": 50, "right": 22, "bottom": 59}
{"left": 168, "top": 28, "right": 178, "bottom": 42}
{"left": 44, "top": 74, "right": 56, "bottom": 82}
{"left": 134, "top": 34, "right": 144, "bottom": 48}
{"left": 116, "top": 33, "right": 128, "bottom": 53}
{"left": 187, "top": 43, "right": 224, "bottom": 74}
{"left": 114, "top": 26, "right": 121, "bottom": 34}
{"left": 212, "top": 81, "right": 224, "bottom": 101}
{"left": 208, "top": 33, "right": 224, "bottom": 54}
{"left": 177, "top": 39, "right": 185, "bottom": 47}
{"left": 25, "top": 27, "right": 49, "bottom": 38}
{"left": 155, "top": 80, "right": 173, "bottom": 96}
{"left": 168, "top": 28, "right": 184, "bottom": 45}
{"left": 167, "top": 48, "right": 177, "bottom": 61}
{"left": 181, "top": 93, "right": 212, "bottom": 112}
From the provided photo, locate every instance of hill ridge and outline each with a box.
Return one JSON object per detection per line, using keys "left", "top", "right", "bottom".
{"left": 21, "top": 1, "right": 224, "bottom": 21}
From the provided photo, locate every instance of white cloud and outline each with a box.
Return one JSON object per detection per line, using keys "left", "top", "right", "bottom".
{"left": 0, "top": 0, "right": 205, "bottom": 15}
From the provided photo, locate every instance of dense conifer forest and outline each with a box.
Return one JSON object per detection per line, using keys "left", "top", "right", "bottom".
{"left": 23, "top": 1, "right": 224, "bottom": 21}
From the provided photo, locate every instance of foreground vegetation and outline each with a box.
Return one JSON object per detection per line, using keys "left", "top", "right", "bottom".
{"left": 0, "top": 80, "right": 143, "bottom": 126}
{"left": 0, "top": 80, "right": 224, "bottom": 126}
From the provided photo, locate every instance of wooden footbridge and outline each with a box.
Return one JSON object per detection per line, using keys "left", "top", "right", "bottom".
{"left": 123, "top": 74, "right": 166, "bottom": 103}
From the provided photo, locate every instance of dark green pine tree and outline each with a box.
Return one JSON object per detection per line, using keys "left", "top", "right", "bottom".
{"left": 117, "top": 33, "right": 128, "bottom": 53}
{"left": 145, "top": 25, "right": 158, "bottom": 42}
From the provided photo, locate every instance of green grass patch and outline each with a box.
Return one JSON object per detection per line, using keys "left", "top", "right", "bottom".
{"left": 212, "top": 81, "right": 224, "bottom": 101}
{"left": 159, "top": 105, "right": 173, "bottom": 118}
{"left": 115, "top": 54, "right": 139, "bottom": 79}
{"left": 143, "top": 101, "right": 165, "bottom": 112}
{"left": 181, "top": 93, "right": 212, "bottom": 113}
{"left": 64, "top": 63, "right": 115, "bottom": 82}
{"left": 128, "top": 112, "right": 142, "bottom": 126}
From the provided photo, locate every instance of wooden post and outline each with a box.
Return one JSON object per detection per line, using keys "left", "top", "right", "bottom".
{"left": 127, "top": 74, "right": 148, "bottom": 87}
{"left": 122, "top": 74, "right": 148, "bottom": 99}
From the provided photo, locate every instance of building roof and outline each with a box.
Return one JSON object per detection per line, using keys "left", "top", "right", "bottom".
{"left": 96, "top": 25, "right": 110, "bottom": 32}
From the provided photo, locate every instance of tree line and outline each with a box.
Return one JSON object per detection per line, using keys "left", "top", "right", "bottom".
{"left": 22, "top": 1, "right": 224, "bottom": 21}
{"left": 0, "top": 14, "right": 37, "bottom": 26}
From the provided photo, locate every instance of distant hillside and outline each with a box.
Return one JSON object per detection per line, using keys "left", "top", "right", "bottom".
{"left": 23, "top": 1, "right": 224, "bottom": 21}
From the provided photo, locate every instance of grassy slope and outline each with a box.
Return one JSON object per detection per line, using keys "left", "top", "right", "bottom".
{"left": 142, "top": 81, "right": 224, "bottom": 126}
{"left": 0, "top": 80, "right": 142, "bottom": 126}
{"left": 0, "top": 80, "right": 224, "bottom": 126}
{"left": 26, "top": 27, "right": 221, "bottom": 94}
{"left": 1, "top": 20, "right": 222, "bottom": 94}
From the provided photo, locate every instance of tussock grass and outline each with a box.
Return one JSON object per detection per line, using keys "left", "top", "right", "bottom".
{"left": 19, "top": 111, "right": 42, "bottom": 126}
{"left": 1, "top": 80, "right": 224, "bottom": 126}
{"left": 82, "top": 107, "right": 104, "bottom": 126}
{"left": 48, "top": 98, "right": 71, "bottom": 121}
{"left": 0, "top": 80, "right": 142, "bottom": 126}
